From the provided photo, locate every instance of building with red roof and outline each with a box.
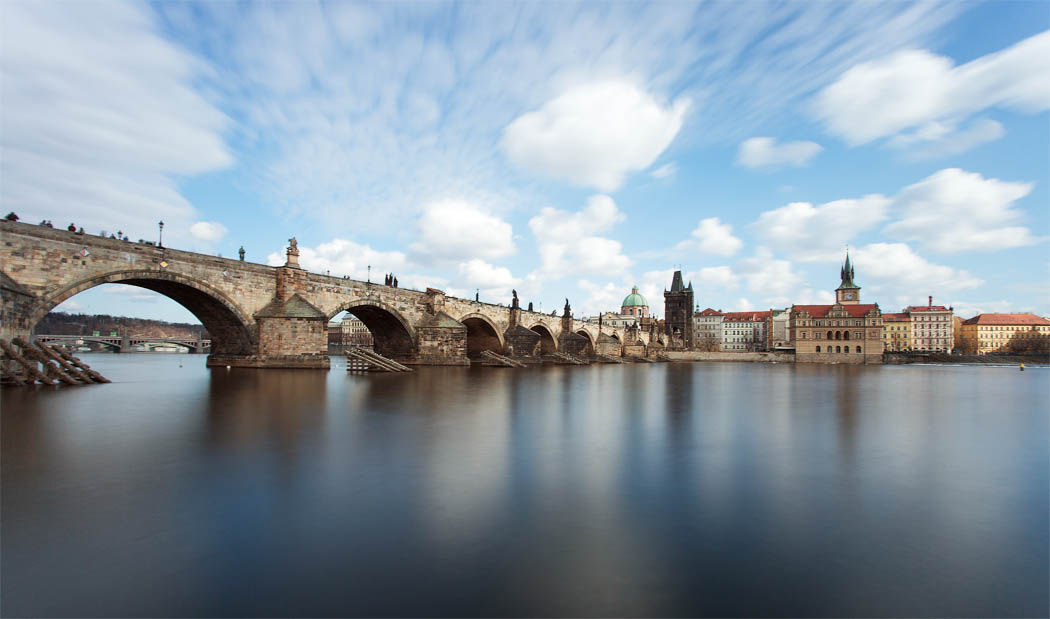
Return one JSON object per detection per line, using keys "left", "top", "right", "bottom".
{"left": 881, "top": 312, "right": 912, "bottom": 352}
{"left": 789, "top": 252, "right": 884, "bottom": 364}
{"left": 959, "top": 313, "right": 1050, "bottom": 354}
{"left": 722, "top": 310, "right": 772, "bottom": 351}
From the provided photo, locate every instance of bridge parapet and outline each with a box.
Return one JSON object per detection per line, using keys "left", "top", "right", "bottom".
{"left": 2, "top": 220, "right": 650, "bottom": 369}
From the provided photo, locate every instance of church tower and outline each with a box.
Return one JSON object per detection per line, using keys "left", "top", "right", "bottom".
{"left": 664, "top": 270, "right": 694, "bottom": 348}
{"left": 835, "top": 251, "right": 861, "bottom": 305}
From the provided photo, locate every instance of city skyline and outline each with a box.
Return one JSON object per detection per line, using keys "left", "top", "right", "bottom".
{"left": 3, "top": 2, "right": 1048, "bottom": 322}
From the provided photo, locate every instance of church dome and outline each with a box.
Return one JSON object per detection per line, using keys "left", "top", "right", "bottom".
{"left": 621, "top": 286, "right": 648, "bottom": 308}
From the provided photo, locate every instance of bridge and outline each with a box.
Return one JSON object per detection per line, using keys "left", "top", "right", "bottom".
{"left": 1, "top": 220, "right": 655, "bottom": 368}
{"left": 34, "top": 334, "right": 211, "bottom": 353}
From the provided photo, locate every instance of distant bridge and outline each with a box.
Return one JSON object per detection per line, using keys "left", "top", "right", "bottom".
{"left": 34, "top": 334, "right": 211, "bottom": 353}
{"left": 2, "top": 221, "right": 658, "bottom": 368}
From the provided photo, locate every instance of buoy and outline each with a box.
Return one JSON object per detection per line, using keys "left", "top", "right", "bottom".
{"left": 1019, "top": 363, "right": 1024, "bottom": 371}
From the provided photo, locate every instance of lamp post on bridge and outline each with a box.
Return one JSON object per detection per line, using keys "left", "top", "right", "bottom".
{"left": 158, "top": 220, "right": 164, "bottom": 247}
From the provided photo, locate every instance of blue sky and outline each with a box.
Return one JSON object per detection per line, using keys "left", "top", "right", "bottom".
{"left": 3, "top": 1, "right": 1048, "bottom": 323}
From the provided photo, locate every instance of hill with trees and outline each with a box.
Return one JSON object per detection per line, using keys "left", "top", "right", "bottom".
{"left": 34, "top": 312, "right": 208, "bottom": 339}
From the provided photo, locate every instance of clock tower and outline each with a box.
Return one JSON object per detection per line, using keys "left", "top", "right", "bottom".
{"left": 835, "top": 251, "right": 860, "bottom": 305}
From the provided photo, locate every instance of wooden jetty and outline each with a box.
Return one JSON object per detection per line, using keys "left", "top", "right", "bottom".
{"left": 479, "top": 350, "right": 528, "bottom": 368}
{"left": 345, "top": 346, "right": 413, "bottom": 372}
{"left": 0, "top": 338, "right": 110, "bottom": 386}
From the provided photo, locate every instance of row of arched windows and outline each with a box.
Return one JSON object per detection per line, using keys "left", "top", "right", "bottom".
{"left": 816, "top": 345, "right": 862, "bottom": 353}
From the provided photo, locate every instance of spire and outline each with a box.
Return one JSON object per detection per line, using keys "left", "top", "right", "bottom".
{"left": 669, "top": 270, "right": 684, "bottom": 292}
{"left": 837, "top": 250, "right": 859, "bottom": 290}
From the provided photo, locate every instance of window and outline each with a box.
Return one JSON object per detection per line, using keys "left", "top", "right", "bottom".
{"left": 816, "top": 345, "right": 821, "bottom": 352}
{"left": 844, "top": 346, "right": 849, "bottom": 353}
{"left": 836, "top": 346, "right": 841, "bottom": 353}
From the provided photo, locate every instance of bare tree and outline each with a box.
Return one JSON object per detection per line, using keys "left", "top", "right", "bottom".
{"left": 696, "top": 330, "right": 721, "bottom": 352}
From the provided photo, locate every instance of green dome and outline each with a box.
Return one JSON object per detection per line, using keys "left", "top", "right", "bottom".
{"left": 621, "top": 286, "right": 648, "bottom": 308}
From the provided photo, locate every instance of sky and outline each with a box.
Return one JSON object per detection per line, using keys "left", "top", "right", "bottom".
{"left": 3, "top": 1, "right": 1048, "bottom": 324}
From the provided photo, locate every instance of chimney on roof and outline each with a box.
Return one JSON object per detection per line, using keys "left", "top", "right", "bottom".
{"left": 929, "top": 295, "right": 932, "bottom": 307}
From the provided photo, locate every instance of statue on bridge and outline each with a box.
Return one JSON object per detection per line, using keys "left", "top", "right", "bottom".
{"left": 238, "top": 246, "right": 245, "bottom": 261}
{"left": 511, "top": 289, "right": 518, "bottom": 309}
{"left": 285, "top": 237, "right": 301, "bottom": 268}
{"left": 563, "top": 298, "right": 571, "bottom": 316}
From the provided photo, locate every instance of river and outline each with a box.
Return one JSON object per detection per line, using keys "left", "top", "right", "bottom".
{"left": 2, "top": 354, "right": 1047, "bottom": 617}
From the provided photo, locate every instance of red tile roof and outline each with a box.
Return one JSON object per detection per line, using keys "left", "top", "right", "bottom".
{"left": 723, "top": 311, "right": 772, "bottom": 322}
{"left": 695, "top": 308, "right": 723, "bottom": 316}
{"left": 962, "top": 313, "right": 1050, "bottom": 326}
{"left": 791, "top": 304, "right": 879, "bottom": 318}
{"left": 883, "top": 313, "right": 911, "bottom": 322}
{"left": 906, "top": 305, "right": 950, "bottom": 312}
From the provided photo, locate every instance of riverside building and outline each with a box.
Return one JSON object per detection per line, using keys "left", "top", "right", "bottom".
{"left": 789, "top": 252, "right": 884, "bottom": 364}
{"left": 906, "top": 299, "right": 954, "bottom": 352}
{"left": 882, "top": 313, "right": 912, "bottom": 351}
{"left": 959, "top": 313, "right": 1050, "bottom": 354}
{"left": 721, "top": 311, "right": 771, "bottom": 351}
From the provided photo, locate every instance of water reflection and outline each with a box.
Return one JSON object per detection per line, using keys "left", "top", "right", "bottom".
{"left": 2, "top": 355, "right": 1047, "bottom": 617}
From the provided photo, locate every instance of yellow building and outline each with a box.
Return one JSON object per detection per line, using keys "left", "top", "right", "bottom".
{"left": 882, "top": 313, "right": 912, "bottom": 351}
{"left": 959, "top": 313, "right": 1050, "bottom": 354}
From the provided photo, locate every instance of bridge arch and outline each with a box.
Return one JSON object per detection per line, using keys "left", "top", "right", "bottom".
{"left": 328, "top": 300, "right": 416, "bottom": 360}
{"left": 35, "top": 270, "right": 254, "bottom": 356}
{"left": 457, "top": 313, "right": 505, "bottom": 359}
{"left": 527, "top": 323, "right": 558, "bottom": 354}
{"left": 576, "top": 329, "right": 595, "bottom": 356}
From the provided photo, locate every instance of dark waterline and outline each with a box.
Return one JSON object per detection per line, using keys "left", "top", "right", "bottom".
{"left": 2, "top": 354, "right": 1047, "bottom": 617}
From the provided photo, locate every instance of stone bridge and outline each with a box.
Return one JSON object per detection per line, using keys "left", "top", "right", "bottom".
{"left": 1, "top": 221, "right": 651, "bottom": 368}
{"left": 35, "top": 334, "right": 212, "bottom": 353}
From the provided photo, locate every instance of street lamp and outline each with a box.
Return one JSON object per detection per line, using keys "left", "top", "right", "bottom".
{"left": 158, "top": 220, "right": 164, "bottom": 247}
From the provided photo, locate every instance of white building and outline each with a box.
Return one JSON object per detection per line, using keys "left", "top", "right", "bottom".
{"left": 693, "top": 308, "right": 724, "bottom": 350}
{"left": 905, "top": 298, "right": 953, "bottom": 352}
{"left": 721, "top": 311, "right": 771, "bottom": 352}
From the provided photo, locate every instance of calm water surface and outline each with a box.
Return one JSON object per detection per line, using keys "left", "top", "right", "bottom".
{"left": 2, "top": 355, "right": 1047, "bottom": 617}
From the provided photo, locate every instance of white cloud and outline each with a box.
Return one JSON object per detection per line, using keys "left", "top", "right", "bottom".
{"left": 736, "top": 137, "right": 822, "bottom": 168}
{"left": 886, "top": 168, "right": 1041, "bottom": 253}
{"left": 650, "top": 162, "right": 678, "bottom": 179}
{"left": 851, "top": 242, "right": 981, "bottom": 293}
{"left": 410, "top": 199, "right": 515, "bottom": 262}
{"left": 752, "top": 195, "right": 891, "bottom": 261}
{"left": 53, "top": 299, "right": 84, "bottom": 312}
{"left": 529, "top": 195, "right": 631, "bottom": 277}
{"left": 730, "top": 298, "right": 754, "bottom": 311}
{"left": 502, "top": 81, "right": 689, "bottom": 191}
{"left": 578, "top": 280, "right": 628, "bottom": 317}
{"left": 888, "top": 118, "right": 1005, "bottom": 160}
{"left": 734, "top": 249, "right": 804, "bottom": 300}
{"left": 457, "top": 259, "right": 520, "bottom": 295}
{"left": 815, "top": 30, "right": 1050, "bottom": 149}
{"left": 682, "top": 217, "right": 743, "bottom": 256}
{"left": 694, "top": 266, "right": 737, "bottom": 289}
{"left": 266, "top": 238, "right": 407, "bottom": 280}
{"left": 189, "top": 221, "right": 228, "bottom": 243}
{"left": 1, "top": 2, "right": 232, "bottom": 244}
{"left": 949, "top": 300, "right": 1018, "bottom": 320}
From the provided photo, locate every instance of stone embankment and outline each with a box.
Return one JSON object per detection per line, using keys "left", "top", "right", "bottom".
{"left": 885, "top": 352, "right": 1050, "bottom": 366}
{"left": 660, "top": 351, "right": 795, "bottom": 363}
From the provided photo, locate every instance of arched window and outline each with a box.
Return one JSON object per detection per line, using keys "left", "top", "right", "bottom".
{"left": 835, "top": 331, "right": 841, "bottom": 340}
{"left": 856, "top": 346, "right": 862, "bottom": 353}
{"left": 844, "top": 345, "right": 849, "bottom": 353}
{"left": 827, "top": 330, "right": 833, "bottom": 340}
{"left": 843, "top": 331, "right": 850, "bottom": 340}
{"left": 836, "top": 346, "right": 841, "bottom": 353}
{"left": 816, "top": 345, "right": 821, "bottom": 353}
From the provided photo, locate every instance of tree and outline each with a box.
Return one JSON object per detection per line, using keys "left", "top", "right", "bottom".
{"left": 696, "top": 330, "right": 721, "bottom": 352}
